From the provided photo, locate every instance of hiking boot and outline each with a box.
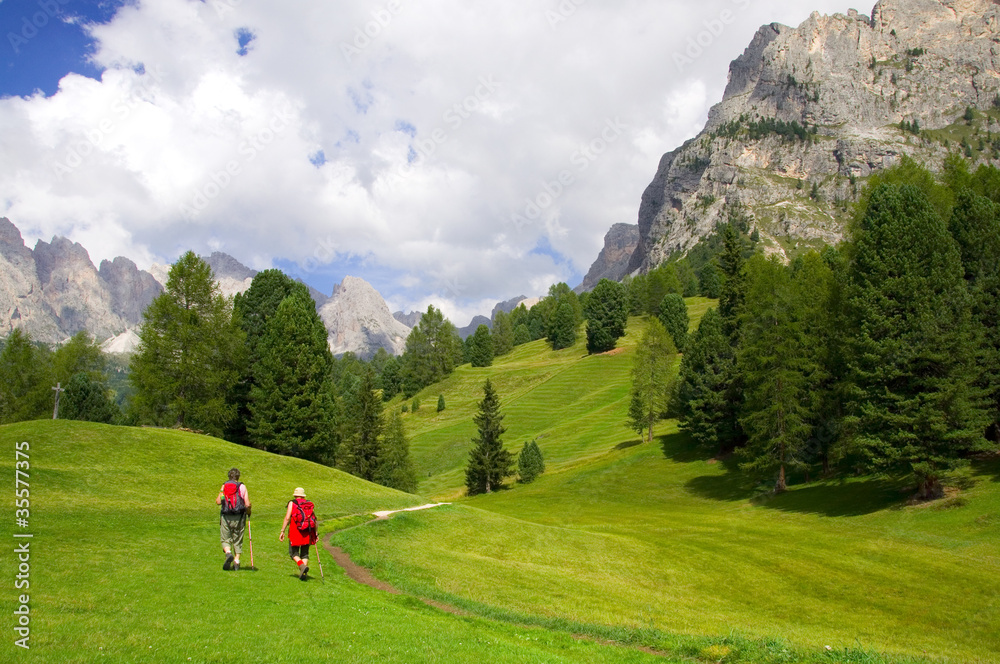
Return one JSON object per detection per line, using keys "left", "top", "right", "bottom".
{"left": 233, "top": 562, "right": 240, "bottom": 572}
{"left": 223, "top": 553, "right": 234, "bottom": 571}
{"left": 300, "top": 565, "right": 309, "bottom": 580}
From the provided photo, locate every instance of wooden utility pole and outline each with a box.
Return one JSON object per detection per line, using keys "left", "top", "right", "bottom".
{"left": 52, "top": 382, "right": 65, "bottom": 419}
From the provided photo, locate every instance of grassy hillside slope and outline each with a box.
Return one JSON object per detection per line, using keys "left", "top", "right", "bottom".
{"left": 0, "top": 421, "right": 671, "bottom": 664}
{"left": 336, "top": 300, "right": 1000, "bottom": 662}
{"left": 402, "top": 301, "right": 715, "bottom": 498}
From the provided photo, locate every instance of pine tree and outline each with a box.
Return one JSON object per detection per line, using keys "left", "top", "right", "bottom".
{"left": 736, "top": 255, "right": 815, "bottom": 492}
{"left": 469, "top": 324, "right": 494, "bottom": 367}
{"left": 948, "top": 188, "right": 1000, "bottom": 439}
{"left": 628, "top": 319, "right": 677, "bottom": 443}
{"left": 583, "top": 278, "right": 628, "bottom": 354}
{"left": 231, "top": 270, "right": 309, "bottom": 444}
{"left": 491, "top": 310, "right": 514, "bottom": 357}
{"left": 129, "top": 252, "right": 244, "bottom": 436}
{"left": 374, "top": 411, "right": 418, "bottom": 493}
{"left": 60, "top": 372, "right": 120, "bottom": 424}
{"left": 517, "top": 440, "right": 545, "bottom": 483}
{"left": 400, "top": 305, "right": 464, "bottom": 396}
{"left": 513, "top": 323, "right": 531, "bottom": 347}
{"left": 466, "top": 379, "right": 513, "bottom": 495}
{"left": 844, "top": 183, "right": 989, "bottom": 499}
{"left": 548, "top": 301, "right": 578, "bottom": 350}
{"left": 0, "top": 329, "right": 53, "bottom": 424}
{"left": 658, "top": 293, "right": 689, "bottom": 352}
{"left": 698, "top": 262, "right": 722, "bottom": 299}
{"left": 437, "top": 394, "right": 446, "bottom": 412}
{"left": 249, "top": 288, "right": 338, "bottom": 464}
{"left": 340, "top": 367, "right": 385, "bottom": 480}
{"left": 675, "top": 308, "right": 740, "bottom": 454}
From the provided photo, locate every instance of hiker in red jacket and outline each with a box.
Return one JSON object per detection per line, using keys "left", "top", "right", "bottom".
{"left": 279, "top": 487, "right": 317, "bottom": 580}
{"left": 216, "top": 468, "right": 251, "bottom": 571}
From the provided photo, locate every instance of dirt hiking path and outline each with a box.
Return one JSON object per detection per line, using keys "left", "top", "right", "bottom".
{"left": 322, "top": 503, "right": 463, "bottom": 614}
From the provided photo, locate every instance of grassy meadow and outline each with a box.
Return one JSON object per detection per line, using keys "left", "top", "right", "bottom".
{"left": 3, "top": 296, "right": 998, "bottom": 662}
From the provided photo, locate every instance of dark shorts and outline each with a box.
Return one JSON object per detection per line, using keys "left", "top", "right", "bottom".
{"left": 289, "top": 544, "right": 310, "bottom": 560}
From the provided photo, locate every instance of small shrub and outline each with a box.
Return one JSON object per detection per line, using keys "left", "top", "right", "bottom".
{"left": 437, "top": 394, "right": 445, "bottom": 413}
{"left": 411, "top": 398, "right": 420, "bottom": 412}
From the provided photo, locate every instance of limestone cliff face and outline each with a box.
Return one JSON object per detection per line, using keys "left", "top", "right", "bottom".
{"left": 628, "top": 0, "right": 1000, "bottom": 271}
{"left": 0, "top": 218, "right": 157, "bottom": 345}
{"left": 319, "top": 276, "right": 412, "bottom": 358}
{"left": 578, "top": 224, "right": 640, "bottom": 292}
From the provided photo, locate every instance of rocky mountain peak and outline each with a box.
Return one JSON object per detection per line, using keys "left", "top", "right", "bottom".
{"left": 578, "top": 224, "right": 639, "bottom": 292}
{"left": 319, "top": 276, "right": 412, "bottom": 358}
{"left": 626, "top": 0, "right": 1000, "bottom": 272}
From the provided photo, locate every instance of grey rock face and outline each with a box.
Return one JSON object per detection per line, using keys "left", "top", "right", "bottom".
{"left": 458, "top": 315, "right": 492, "bottom": 340}
{"left": 394, "top": 310, "right": 424, "bottom": 328}
{"left": 319, "top": 276, "right": 412, "bottom": 359}
{"left": 99, "top": 257, "right": 163, "bottom": 323}
{"left": 629, "top": 0, "right": 1000, "bottom": 271}
{"left": 491, "top": 296, "right": 528, "bottom": 320}
{"left": 578, "top": 224, "right": 640, "bottom": 292}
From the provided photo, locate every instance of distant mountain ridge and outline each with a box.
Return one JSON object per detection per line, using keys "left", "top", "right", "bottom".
{"left": 0, "top": 217, "right": 408, "bottom": 358}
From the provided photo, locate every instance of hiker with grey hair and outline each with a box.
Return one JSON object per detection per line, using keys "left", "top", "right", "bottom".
{"left": 279, "top": 487, "right": 317, "bottom": 580}
{"left": 216, "top": 468, "right": 251, "bottom": 571}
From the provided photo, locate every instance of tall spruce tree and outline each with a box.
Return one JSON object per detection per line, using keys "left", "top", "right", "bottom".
{"left": 628, "top": 318, "right": 677, "bottom": 443}
{"left": 230, "top": 270, "right": 307, "bottom": 444}
{"left": 374, "top": 410, "right": 418, "bottom": 493}
{"left": 844, "top": 183, "right": 988, "bottom": 499}
{"left": 129, "top": 252, "right": 244, "bottom": 436}
{"left": 675, "top": 308, "right": 740, "bottom": 454}
{"left": 469, "top": 324, "right": 494, "bottom": 367}
{"left": 466, "top": 379, "right": 513, "bottom": 495}
{"left": 948, "top": 188, "right": 1000, "bottom": 439}
{"left": 491, "top": 310, "right": 514, "bottom": 357}
{"left": 340, "top": 367, "right": 385, "bottom": 480}
{"left": 548, "top": 301, "right": 578, "bottom": 350}
{"left": 583, "top": 278, "right": 628, "bottom": 354}
{"left": 658, "top": 293, "right": 689, "bottom": 352}
{"left": 248, "top": 288, "right": 338, "bottom": 463}
{"left": 736, "top": 255, "right": 815, "bottom": 492}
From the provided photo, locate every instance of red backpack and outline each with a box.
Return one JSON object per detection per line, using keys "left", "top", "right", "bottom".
{"left": 291, "top": 498, "right": 317, "bottom": 537}
{"left": 220, "top": 481, "right": 246, "bottom": 516}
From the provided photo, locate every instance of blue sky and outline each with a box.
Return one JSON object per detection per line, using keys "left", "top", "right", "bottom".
{"left": 0, "top": 0, "right": 127, "bottom": 97}
{"left": 0, "top": 0, "right": 854, "bottom": 327}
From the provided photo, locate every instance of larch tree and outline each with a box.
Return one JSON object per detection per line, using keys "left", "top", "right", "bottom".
{"left": 628, "top": 318, "right": 677, "bottom": 443}
{"left": 129, "top": 251, "right": 244, "bottom": 436}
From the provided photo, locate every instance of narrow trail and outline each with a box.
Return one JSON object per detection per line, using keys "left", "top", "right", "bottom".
{"left": 321, "top": 503, "right": 464, "bottom": 614}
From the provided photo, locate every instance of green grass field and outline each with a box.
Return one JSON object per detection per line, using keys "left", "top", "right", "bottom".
{"left": 3, "top": 298, "right": 998, "bottom": 662}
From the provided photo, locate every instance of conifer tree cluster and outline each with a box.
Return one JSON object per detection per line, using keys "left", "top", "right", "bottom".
{"left": 517, "top": 440, "right": 545, "bottom": 483}
{"left": 673, "top": 157, "right": 1000, "bottom": 498}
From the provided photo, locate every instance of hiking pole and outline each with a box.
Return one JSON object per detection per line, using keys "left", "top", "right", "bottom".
{"left": 247, "top": 516, "right": 255, "bottom": 571}
{"left": 314, "top": 534, "right": 325, "bottom": 582}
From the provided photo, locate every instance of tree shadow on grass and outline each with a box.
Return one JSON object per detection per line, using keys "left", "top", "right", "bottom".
{"left": 751, "top": 477, "right": 910, "bottom": 517}
{"left": 658, "top": 430, "right": 715, "bottom": 464}
{"left": 614, "top": 439, "right": 643, "bottom": 451}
